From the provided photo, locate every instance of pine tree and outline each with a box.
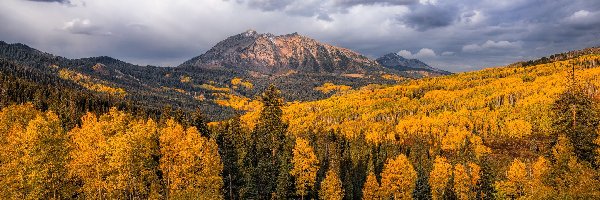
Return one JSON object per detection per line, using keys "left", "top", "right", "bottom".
{"left": 249, "top": 84, "right": 289, "bottom": 199}
{"left": 552, "top": 85, "right": 600, "bottom": 165}
{"left": 217, "top": 117, "right": 244, "bottom": 200}
{"left": 477, "top": 156, "right": 496, "bottom": 200}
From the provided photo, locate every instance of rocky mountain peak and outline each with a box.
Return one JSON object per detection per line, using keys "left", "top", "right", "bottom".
{"left": 243, "top": 29, "right": 258, "bottom": 36}
{"left": 179, "top": 31, "right": 381, "bottom": 75}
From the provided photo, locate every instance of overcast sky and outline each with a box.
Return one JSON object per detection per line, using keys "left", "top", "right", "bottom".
{"left": 1, "top": 0, "right": 599, "bottom": 72}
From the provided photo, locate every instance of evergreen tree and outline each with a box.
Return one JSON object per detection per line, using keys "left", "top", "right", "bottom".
{"left": 189, "top": 108, "right": 210, "bottom": 137}
{"left": 216, "top": 117, "right": 244, "bottom": 200}
{"left": 552, "top": 86, "right": 600, "bottom": 165}
{"left": 248, "top": 85, "right": 289, "bottom": 199}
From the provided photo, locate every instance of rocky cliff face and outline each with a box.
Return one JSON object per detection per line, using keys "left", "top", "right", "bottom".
{"left": 179, "top": 30, "right": 382, "bottom": 75}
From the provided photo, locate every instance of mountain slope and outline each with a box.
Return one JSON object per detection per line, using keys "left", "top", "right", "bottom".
{"left": 271, "top": 51, "right": 600, "bottom": 167}
{"left": 376, "top": 53, "right": 451, "bottom": 76}
{"left": 0, "top": 41, "right": 236, "bottom": 120}
{"left": 0, "top": 32, "right": 454, "bottom": 120}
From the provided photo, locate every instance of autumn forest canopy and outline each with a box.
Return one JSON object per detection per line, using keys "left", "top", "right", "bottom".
{"left": 0, "top": 45, "right": 599, "bottom": 199}
{"left": 1, "top": 37, "right": 600, "bottom": 199}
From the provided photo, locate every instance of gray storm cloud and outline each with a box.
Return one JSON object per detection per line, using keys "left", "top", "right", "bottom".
{"left": 0, "top": 0, "right": 598, "bottom": 72}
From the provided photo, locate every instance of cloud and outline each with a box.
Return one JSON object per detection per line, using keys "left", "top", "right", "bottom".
{"left": 26, "top": 0, "right": 84, "bottom": 6}
{"left": 441, "top": 51, "right": 454, "bottom": 56}
{"left": 401, "top": 4, "right": 459, "bottom": 31}
{"left": 563, "top": 10, "right": 600, "bottom": 28}
{"left": 418, "top": 0, "right": 437, "bottom": 5}
{"left": 1, "top": 0, "right": 599, "bottom": 72}
{"left": 460, "top": 10, "right": 485, "bottom": 25}
{"left": 62, "top": 18, "right": 112, "bottom": 36}
{"left": 462, "top": 40, "right": 522, "bottom": 52}
{"left": 237, "top": 0, "right": 418, "bottom": 20}
{"left": 398, "top": 48, "right": 437, "bottom": 58}
{"left": 27, "top": 0, "right": 69, "bottom": 3}
{"left": 335, "top": 0, "right": 417, "bottom": 7}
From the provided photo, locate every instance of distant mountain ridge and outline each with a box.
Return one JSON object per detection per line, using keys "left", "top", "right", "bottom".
{"left": 0, "top": 31, "right": 452, "bottom": 120}
{"left": 376, "top": 53, "right": 451, "bottom": 75}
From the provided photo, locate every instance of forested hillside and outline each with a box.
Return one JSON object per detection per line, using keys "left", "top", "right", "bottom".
{"left": 0, "top": 39, "right": 432, "bottom": 121}
{"left": 1, "top": 46, "right": 600, "bottom": 199}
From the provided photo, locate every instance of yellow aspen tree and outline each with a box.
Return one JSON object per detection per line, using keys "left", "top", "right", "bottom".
{"left": 495, "top": 159, "right": 527, "bottom": 199}
{"left": 0, "top": 106, "right": 70, "bottom": 199}
{"left": 380, "top": 154, "right": 417, "bottom": 200}
{"left": 319, "top": 169, "right": 344, "bottom": 200}
{"left": 106, "top": 118, "right": 161, "bottom": 199}
{"left": 290, "top": 137, "right": 320, "bottom": 199}
{"left": 528, "top": 156, "right": 552, "bottom": 198}
{"left": 429, "top": 156, "right": 451, "bottom": 200}
{"left": 453, "top": 164, "right": 471, "bottom": 200}
{"left": 467, "top": 162, "right": 481, "bottom": 199}
{"left": 159, "top": 119, "right": 223, "bottom": 199}
{"left": 25, "top": 112, "right": 70, "bottom": 199}
{"left": 595, "top": 133, "right": 600, "bottom": 167}
{"left": 68, "top": 112, "right": 108, "bottom": 198}
{"left": 362, "top": 171, "right": 381, "bottom": 200}
{"left": 0, "top": 104, "right": 41, "bottom": 198}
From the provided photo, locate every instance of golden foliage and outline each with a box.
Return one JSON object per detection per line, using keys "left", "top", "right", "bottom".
{"left": 280, "top": 55, "right": 600, "bottom": 158}
{"left": 291, "top": 137, "right": 320, "bottom": 197}
{"left": 453, "top": 164, "right": 471, "bottom": 200}
{"left": 381, "top": 74, "right": 406, "bottom": 82}
{"left": 429, "top": 156, "right": 451, "bottom": 200}
{"left": 319, "top": 169, "right": 344, "bottom": 200}
{"left": 495, "top": 159, "right": 527, "bottom": 199}
{"left": 314, "top": 82, "right": 352, "bottom": 94}
{"left": 68, "top": 109, "right": 164, "bottom": 198}
{"left": 452, "top": 162, "right": 480, "bottom": 200}
{"left": 231, "top": 77, "right": 254, "bottom": 89}
{"left": 0, "top": 104, "right": 70, "bottom": 199}
{"left": 362, "top": 171, "right": 381, "bottom": 200}
{"left": 159, "top": 119, "right": 223, "bottom": 199}
{"left": 180, "top": 75, "right": 192, "bottom": 83}
{"left": 68, "top": 109, "right": 223, "bottom": 199}
{"left": 214, "top": 93, "right": 261, "bottom": 111}
{"left": 58, "top": 69, "right": 126, "bottom": 97}
{"left": 380, "top": 154, "right": 417, "bottom": 199}
{"left": 198, "top": 83, "right": 230, "bottom": 92}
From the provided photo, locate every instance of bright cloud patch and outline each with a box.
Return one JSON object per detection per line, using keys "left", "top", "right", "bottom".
{"left": 462, "top": 40, "right": 522, "bottom": 52}
{"left": 398, "top": 48, "right": 436, "bottom": 58}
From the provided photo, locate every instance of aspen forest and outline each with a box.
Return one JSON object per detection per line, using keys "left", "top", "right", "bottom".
{"left": 1, "top": 49, "right": 600, "bottom": 200}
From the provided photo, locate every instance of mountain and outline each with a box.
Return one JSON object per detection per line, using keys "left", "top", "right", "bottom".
{"left": 0, "top": 32, "right": 454, "bottom": 120}
{"left": 376, "top": 53, "right": 451, "bottom": 76}
{"left": 179, "top": 30, "right": 382, "bottom": 75}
